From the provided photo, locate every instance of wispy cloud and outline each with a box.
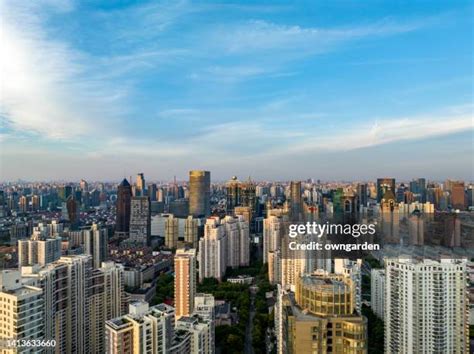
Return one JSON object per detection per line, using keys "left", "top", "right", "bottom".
{"left": 209, "top": 18, "right": 426, "bottom": 55}
{"left": 0, "top": 1, "right": 127, "bottom": 140}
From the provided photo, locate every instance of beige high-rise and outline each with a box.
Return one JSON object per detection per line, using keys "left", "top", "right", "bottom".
{"left": 174, "top": 248, "right": 197, "bottom": 319}
{"left": 189, "top": 170, "right": 210, "bottom": 217}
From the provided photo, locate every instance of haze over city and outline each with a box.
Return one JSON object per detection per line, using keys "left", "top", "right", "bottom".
{"left": 1, "top": 0, "right": 473, "bottom": 181}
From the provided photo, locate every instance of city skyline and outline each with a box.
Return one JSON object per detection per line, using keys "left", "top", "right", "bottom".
{"left": 1, "top": 0, "right": 473, "bottom": 181}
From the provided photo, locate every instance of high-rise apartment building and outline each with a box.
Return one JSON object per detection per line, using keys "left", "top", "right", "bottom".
{"left": 221, "top": 215, "right": 249, "bottom": 268}
{"left": 385, "top": 257, "right": 469, "bottom": 353}
{"left": 101, "top": 261, "right": 128, "bottom": 320}
{"left": 370, "top": 268, "right": 385, "bottom": 320}
{"left": 277, "top": 272, "right": 367, "bottom": 354}
{"left": 165, "top": 214, "right": 179, "bottom": 249}
{"left": 189, "top": 170, "right": 210, "bottom": 218}
{"left": 263, "top": 214, "right": 287, "bottom": 264}
{"left": 184, "top": 216, "right": 199, "bottom": 249}
{"left": 198, "top": 218, "right": 226, "bottom": 282}
{"left": 84, "top": 223, "right": 108, "bottom": 268}
{"left": 175, "top": 315, "right": 214, "bottom": 354}
{"left": 175, "top": 249, "right": 197, "bottom": 319}
{"left": 129, "top": 196, "right": 151, "bottom": 246}
{"left": 334, "top": 258, "right": 362, "bottom": 314}
{"left": 116, "top": 179, "right": 132, "bottom": 234}
{"left": 0, "top": 270, "right": 44, "bottom": 352}
{"left": 105, "top": 302, "right": 175, "bottom": 354}
{"left": 18, "top": 230, "right": 61, "bottom": 267}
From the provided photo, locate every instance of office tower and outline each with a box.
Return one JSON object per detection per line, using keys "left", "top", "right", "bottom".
{"left": 468, "top": 186, "right": 474, "bottom": 207}
{"left": 66, "top": 195, "right": 79, "bottom": 225}
{"left": 396, "top": 183, "right": 407, "bottom": 203}
{"left": 0, "top": 270, "right": 44, "bottom": 350}
{"left": 376, "top": 178, "right": 396, "bottom": 203}
{"left": 290, "top": 181, "right": 302, "bottom": 220}
{"left": 385, "top": 257, "right": 469, "bottom": 353}
{"left": 80, "top": 179, "right": 89, "bottom": 191}
{"left": 379, "top": 188, "right": 399, "bottom": 243}
{"left": 189, "top": 170, "right": 210, "bottom": 218}
{"left": 450, "top": 181, "right": 466, "bottom": 210}
{"left": 116, "top": 178, "right": 132, "bottom": 234}
{"left": 84, "top": 223, "right": 108, "bottom": 268}
{"left": 221, "top": 215, "right": 250, "bottom": 268}
{"left": 31, "top": 194, "right": 40, "bottom": 210}
{"left": 198, "top": 218, "right": 226, "bottom": 282}
{"left": 18, "top": 231, "right": 61, "bottom": 267}
{"left": 19, "top": 195, "right": 28, "bottom": 212}
{"left": 135, "top": 173, "right": 146, "bottom": 196}
{"left": 240, "top": 177, "right": 258, "bottom": 218}
{"left": 175, "top": 249, "right": 197, "bottom": 319}
{"left": 58, "top": 185, "right": 73, "bottom": 202}
{"left": 409, "top": 178, "right": 427, "bottom": 202}
{"left": 148, "top": 183, "right": 157, "bottom": 202}
{"left": 370, "top": 269, "right": 385, "bottom": 320}
{"left": 105, "top": 302, "right": 175, "bottom": 354}
{"left": 226, "top": 176, "right": 241, "bottom": 214}
{"left": 169, "top": 199, "right": 190, "bottom": 218}
{"left": 175, "top": 315, "right": 214, "bottom": 354}
{"left": 357, "top": 183, "right": 368, "bottom": 208}
{"left": 129, "top": 196, "right": 151, "bottom": 246}
{"left": 278, "top": 273, "right": 367, "bottom": 353}
{"left": 334, "top": 259, "right": 362, "bottom": 314}
{"left": 101, "top": 261, "right": 128, "bottom": 320}
{"left": 165, "top": 214, "right": 179, "bottom": 249}
{"left": 184, "top": 216, "right": 199, "bottom": 249}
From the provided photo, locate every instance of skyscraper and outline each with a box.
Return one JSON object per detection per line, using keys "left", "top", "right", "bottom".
{"left": 370, "top": 269, "right": 385, "bottom": 320}
{"left": 226, "top": 176, "right": 241, "bottom": 214}
{"left": 175, "top": 248, "right": 197, "bottom": 319}
{"left": 290, "top": 181, "right": 302, "bottom": 220}
{"left": 101, "top": 261, "right": 128, "bottom": 320}
{"left": 357, "top": 183, "right": 368, "bottom": 208}
{"left": 189, "top": 170, "right": 210, "bottom": 218}
{"left": 129, "top": 196, "right": 151, "bottom": 246}
{"left": 385, "top": 257, "right": 469, "bottom": 353}
{"left": 84, "top": 223, "right": 108, "bottom": 268}
{"left": 376, "top": 178, "right": 396, "bottom": 203}
{"left": 450, "top": 181, "right": 466, "bottom": 210}
{"left": 116, "top": 178, "right": 132, "bottom": 234}
{"left": 198, "top": 218, "right": 226, "bottom": 282}
{"left": 135, "top": 173, "right": 146, "bottom": 197}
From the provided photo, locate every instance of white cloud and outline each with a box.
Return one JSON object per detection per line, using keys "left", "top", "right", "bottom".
{"left": 210, "top": 18, "right": 426, "bottom": 54}
{"left": 0, "top": 1, "right": 126, "bottom": 140}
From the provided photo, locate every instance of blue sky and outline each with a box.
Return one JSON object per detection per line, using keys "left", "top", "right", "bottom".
{"left": 0, "top": 0, "right": 473, "bottom": 181}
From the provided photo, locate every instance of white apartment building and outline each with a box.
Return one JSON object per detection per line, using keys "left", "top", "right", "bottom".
{"left": 385, "top": 257, "right": 469, "bottom": 354}
{"left": 371, "top": 268, "right": 385, "bottom": 320}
